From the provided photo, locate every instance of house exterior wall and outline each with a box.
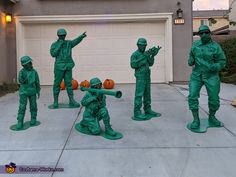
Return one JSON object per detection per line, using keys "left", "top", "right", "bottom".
{"left": 193, "top": 18, "right": 229, "bottom": 33}
{"left": 229, "top": 0, "right": 236, "bottom": 34}
{"left": 0, "top": 1, "right": 17, "bottom": 84}
{"left": 2, "top": 0, "right": 193, "bottom": 82}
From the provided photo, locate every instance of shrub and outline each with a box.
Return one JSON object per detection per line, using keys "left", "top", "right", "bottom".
{"left": 219, "top": 38, "right": 236, "bottom": 84}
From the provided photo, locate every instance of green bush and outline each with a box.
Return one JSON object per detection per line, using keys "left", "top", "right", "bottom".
{"left": 219, "top": 38, "right": 236, "bottom": 84}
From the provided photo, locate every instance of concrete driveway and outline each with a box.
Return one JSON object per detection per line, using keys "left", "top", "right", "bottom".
{"left": 0, "top": 83, "right": 236, "bottom": 177}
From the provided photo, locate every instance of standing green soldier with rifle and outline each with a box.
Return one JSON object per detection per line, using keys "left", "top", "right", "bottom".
{"left": 130, "top": 38, "right": 162, "bottom": 120}
{"left": 187, "top": 25, "right": 226, "bottom": 132}
{"left": 50, "top": 28, "right": 87, "bottom": 108}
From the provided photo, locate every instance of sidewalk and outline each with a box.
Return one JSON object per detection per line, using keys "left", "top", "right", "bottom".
{"left": 0, "top": 83, "right": 236, "bottom": 177}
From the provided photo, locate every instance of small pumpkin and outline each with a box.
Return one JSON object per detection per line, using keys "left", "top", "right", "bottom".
{"left": 60, "top": 79, "right": 78, "bottom": 90}
{"left": 72, "top": 79, "right": 79, "bottom": 90}
{"left": 80, "top": 80, "right": 90, "bottom": 88}
{"left": 60, "top": 80, "right": 66, "bottom": 90}
{"left": 103, "top": 79, "right": 115, "bottom": 89}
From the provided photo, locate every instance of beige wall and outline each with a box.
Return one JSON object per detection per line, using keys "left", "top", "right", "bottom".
{"left": 193, "top": 17, "right": 229, "bottom": 32}
{"left": 229, "top": 0, "right": 236, "bottom": 32}
{"left": 0, "top": 8, "right": 7, "bottom": 84}
{"left": 0, "top": 1, "right": 17, "bottom": 84}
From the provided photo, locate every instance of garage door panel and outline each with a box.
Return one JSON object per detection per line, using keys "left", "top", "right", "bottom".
{"left": 24, "top": 25, "right": 42, "bottom": 39}
{"left": 20, "top": 21, "right": 168, "bottom": 85}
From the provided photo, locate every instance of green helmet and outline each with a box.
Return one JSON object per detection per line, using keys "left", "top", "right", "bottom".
{"left": 198, "top": 25, "right": 210, "bottom": 33}
{"left": 90, "top": 77, "right": 102, "bottom": 87}
{"left": 137, "top": 38, "right": 147, "bottom": 45}
{"left": 57, "top": 28, "right": 67, "bottom": 36}
{"left": 20, "top": 56, "right": 32, "bottom": 66}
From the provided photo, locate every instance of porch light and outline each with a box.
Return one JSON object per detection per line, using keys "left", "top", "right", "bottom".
{"left": 5, "top": 13, "right": 12, "bottom": 23}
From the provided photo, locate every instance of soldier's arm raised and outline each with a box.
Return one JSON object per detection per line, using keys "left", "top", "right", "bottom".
{"left": 71, "top": 32, "right": 87, "bottom": 48}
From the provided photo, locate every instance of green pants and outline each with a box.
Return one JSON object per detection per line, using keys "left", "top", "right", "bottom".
{"left": 188, "top": 74, "right": 220, "bottom": 111}
{"left": 53, "top": 69, "right": 73, "bottom": 96}
{"left": 18, "top": 94, "right": 37, "bottom": 120}
{"left": 134, "top": 77, "right": 151, "bottom": 114}
{"left": 81, "top": 107, "right": 110, "bottom": 135}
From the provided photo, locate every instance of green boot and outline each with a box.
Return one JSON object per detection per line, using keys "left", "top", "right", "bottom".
{"left": 16, "top": 114, "right": 24, "bottom": 130}
{"left": 53, "top": 94, "right": 59, "bottom": 108}
{"left": 134, "top": 110, "right": 148, "bottom": 120}
{"left": 104, "top": 118, "right": 117, "bottom": 136}
{"left": 208, "top": 110, "right": 222, "bottom": 126}
{"left": 30, "top": 112, "right": 37, "bottom": 126}
{"left": 68, "top": 94, "right": 80, "bottom": 107}
{"left": 190, "top": 110, "right": 200, "bottom": 129}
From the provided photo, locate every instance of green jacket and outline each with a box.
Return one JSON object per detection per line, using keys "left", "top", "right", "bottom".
{"left": 188, "top": 40, "right": 226, "bottom": 78}
{"left": 130, "top": 50, "right": 155, "bottom": 78}
{"left": 50, "top": 35, "right": 84, "bottom": 71}
{"left": 81, "top": 91, "right": 106, "bottom": 117}
{"left": 18, "top": 68, "right": 40, "bottom": 96}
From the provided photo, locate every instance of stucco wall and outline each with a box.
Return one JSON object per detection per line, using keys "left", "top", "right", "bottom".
{"left": 229, "top": 0, "right": 236, "bottom": 32}
{"left": 10, "top": 0, "right": 192, "bottom": 82}
{"left": 0, "top": 3, "right": 7, "bottom": 84}
{"left": 0, "top": 1, "right": 17, "bottom": 84}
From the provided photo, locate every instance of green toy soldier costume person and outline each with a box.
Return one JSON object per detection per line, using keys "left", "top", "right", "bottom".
{"left": 188, "top": 25, "right": 226, "bottom": 129}
{"left": 130, "top": 38, "right": 161, "bottom": 120}
{"left": 79, "top": 77, "right": 118, "bottom": 136}
{"left": 17, "top": 56, "right": 40, "bottom": 129}
{"left": 50, "top": 28, "right": 87, "bottom": 108}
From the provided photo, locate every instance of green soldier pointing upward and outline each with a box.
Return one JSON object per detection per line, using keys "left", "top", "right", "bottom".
{"left": 50, "top": 28, "right": 87, "bottom": 108}
{"left": 188, "top": 25, "right": 226, "bottom": 131}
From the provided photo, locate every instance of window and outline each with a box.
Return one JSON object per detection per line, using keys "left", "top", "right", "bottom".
{"left": 200, "top": 19, "right": 209, "bottom": 26}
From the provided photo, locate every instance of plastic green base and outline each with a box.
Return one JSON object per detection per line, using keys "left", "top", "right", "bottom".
{"left": 10, "top": 121, "right": 41, "bottom": 131}
{"left": 75, "top": 123, "right": 123, "bottom": 140}
{"left": 132, "top": 112, "right": 161, "bottom": 121}
{"left": 187, "top": 118, "right": 223, "bottom": 133}
{"left": 48, "top": 103, "right": 80, "bottom": 109}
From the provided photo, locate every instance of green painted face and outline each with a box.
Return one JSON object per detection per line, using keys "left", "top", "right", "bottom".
{"left": 199, "top": 30, "right": 211, "bottom": 44}
{"left": 23, "top": 62, "right": 33, "bottom": 71}
{"left": 138, "top": 44, "right": 147, "bottom": 53}
{"left": 58, "top": 35, "right": 66, "bottom": 40}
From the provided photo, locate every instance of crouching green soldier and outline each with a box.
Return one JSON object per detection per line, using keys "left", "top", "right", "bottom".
{"left": 75, "top": 77, "right": 123, "bottom": 140}
{"left": 11, "top": 56, "right": 40, "bottom": 131}
{"left": 130, "top": 38, "right": 162, "bottom": 120}
{"left": 187, "top": 25, "right": 226, "bottom": 132}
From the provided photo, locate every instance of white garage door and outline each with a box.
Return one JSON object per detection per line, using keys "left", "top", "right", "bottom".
{"left": 17, "top": 16, "right": 170, "bottom": 85}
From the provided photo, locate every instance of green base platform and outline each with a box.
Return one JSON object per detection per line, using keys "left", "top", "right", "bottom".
{"left": 187, "top": 118, "right": 223, "bottom": 133}
{"left": 48, "top": 103, "right": 80, "bottom": 109}
{"left": 75, "top": 123, "right": 123, "bottom": 140}
{"left": 132, "top": 112, "right": 161, "bottom": 121}
{"left": 10, "top": 121, "right": 41, "bottom": 131}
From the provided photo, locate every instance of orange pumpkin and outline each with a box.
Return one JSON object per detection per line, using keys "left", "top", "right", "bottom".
{"left": 72, "top": 79, "right": 79, "bottom": 90}
{"left": 60, "top": 79, "right": 79, "bottom": 90}
{"left": 60, "top": 80, "right": 66, "bottom": 90}
{"left": 103, "top": 79, "right": 115, "bottom": 89}
{"left": 80, "top": 80, "right": 90, "bottom": 88}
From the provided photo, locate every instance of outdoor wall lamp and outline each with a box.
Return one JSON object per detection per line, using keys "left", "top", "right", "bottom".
{"left": 176, "top": 8, "right": 183, "bottom": 18}
{"left": 174, "top": 8, "right": 185, "bottom": 25}
{"left": 5, "top": 13, "right": 12, "bottom": 23}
